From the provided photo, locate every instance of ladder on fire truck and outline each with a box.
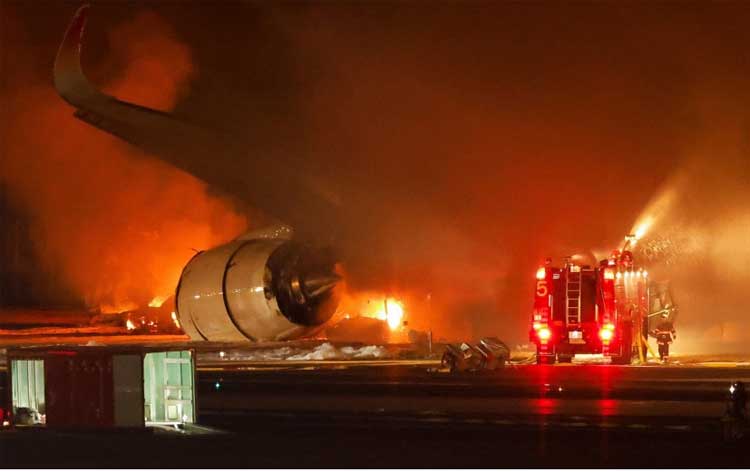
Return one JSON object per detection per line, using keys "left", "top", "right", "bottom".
{"left": 566, "top": 269, "right": 582, "bottom": 325}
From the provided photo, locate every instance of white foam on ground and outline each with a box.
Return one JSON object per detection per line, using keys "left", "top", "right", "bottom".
{"left": 287, "top": 343, "right": 342, "bottom": 360}
{"left": 341, "top": 345, "right": 388, "bottom": 359}
{"left": 241, "top": 346, "right": 296, "bottom": 361}
{"left": 230, "top": 343, "right": 391, "bottom": 362}
{"left": 571, "top": 354, "right": 611, "bottom": 364}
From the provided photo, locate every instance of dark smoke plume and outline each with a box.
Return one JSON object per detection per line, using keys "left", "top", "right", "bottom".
{"left": 0, "top": 9, "right": 247, "bottom": 313}
{"left": 2, "top": 3, "right": 749, "bottom": 352}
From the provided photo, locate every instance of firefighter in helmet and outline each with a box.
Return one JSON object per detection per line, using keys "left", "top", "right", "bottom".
{"left": 652, "top": 312, "right": 676, "bottom": 362}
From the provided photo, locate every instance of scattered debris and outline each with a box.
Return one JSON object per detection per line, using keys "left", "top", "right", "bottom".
{"left": 441, "top": 337, "right": 510, "bottom": 373}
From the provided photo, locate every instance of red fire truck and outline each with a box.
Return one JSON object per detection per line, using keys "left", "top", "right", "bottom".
{"left": 529, "top": 242, "right": 653, "bottom": 365}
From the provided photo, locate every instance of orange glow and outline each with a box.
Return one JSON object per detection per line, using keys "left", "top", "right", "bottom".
{"left": 333, "top": 282, "right": 422, "bottom": 340}
{"left": 347, "top": 294, "right": 406, "bottom": 332}
{"left": 538, "top": 327, "right": 551, "bottom": 341}
{"left": 126, "top": 319, "right": 136, "bottom": 331}
{"left": 599, "top": 326, "right": 614, "bottom": 342}
{"left": 375, "top": 299, "right": 404, "bottom": 331}
{"left": 100, "top": 302, "right": 138, "bottom": 314}
{"left": 603, "top": 268, "right": 615, "bottom": 280}
{"left": 536, "top": 267, "right": 546, "bottom": 280}
{"left": 148, "top": 296, "right": 167, "bottom": 308}
{"left": 0, "top": 11, "right": 248, "bottom": 315}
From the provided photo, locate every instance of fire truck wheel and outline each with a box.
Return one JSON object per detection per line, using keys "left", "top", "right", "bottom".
{"left": 611, "top": 344, "right": 633, "bottom": 365}
{"left": 536, "top": 352, "right": 555, "bottom": 365}
{"left": 557, "top": 354, "right": 573, "bottom": 364}
{"left": 610, "top": 322, "right": 634, "bottom": 365}
{"left": 610, "top": 356, "right": 627, "bottom": 365}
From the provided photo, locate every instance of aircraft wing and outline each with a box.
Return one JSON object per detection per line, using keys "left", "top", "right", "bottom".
{"left": 54, "top": 6, "right": 221, "bottom": 162}
{"left": 54, "top": 5, "right": 340, "bottom": 244}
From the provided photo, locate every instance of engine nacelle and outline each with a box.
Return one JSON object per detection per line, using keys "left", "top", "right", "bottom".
{"left": 176, "top": 238, "right": 340, "bottom": 342}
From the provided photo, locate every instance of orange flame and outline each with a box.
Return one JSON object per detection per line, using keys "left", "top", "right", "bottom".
{"left": 0, "top": 11, "right": 247, "bottom": 314}
{"left": 148, "top": 296, "right": 167, "bottom": 308}
{"left": 359, "top": 297, "right": 405, "bottom": 331}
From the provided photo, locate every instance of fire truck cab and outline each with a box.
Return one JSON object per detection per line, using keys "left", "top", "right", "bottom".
{"left": 529, "top": 248, "right": 650, "bottom": 364}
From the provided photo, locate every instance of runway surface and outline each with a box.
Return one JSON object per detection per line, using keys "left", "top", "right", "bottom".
{"left": 197, "top": 362, "right": 749, "bottom": 429}
{"left": 2, "top": 360, "right": 750, "bottom": 467}
{"left": 3, "top": 339, "right": 750, "bottom": 467}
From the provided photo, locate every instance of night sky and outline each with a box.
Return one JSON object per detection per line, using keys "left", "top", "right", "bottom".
{"left": 1, "top": 1, "right": 749, "bottom": 347}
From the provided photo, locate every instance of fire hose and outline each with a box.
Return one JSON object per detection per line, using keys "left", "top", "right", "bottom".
{"left": 637, "top": 333, "right": 657, "bottom": 363}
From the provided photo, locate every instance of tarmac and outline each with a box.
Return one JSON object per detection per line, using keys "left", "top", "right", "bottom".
{"left": 2, "top": 340, "right": 750, "bottom": 467}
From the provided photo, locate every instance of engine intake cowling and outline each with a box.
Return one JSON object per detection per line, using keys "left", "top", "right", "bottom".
{"left": 176, "top": 238, "right": 340, "bottom": 342}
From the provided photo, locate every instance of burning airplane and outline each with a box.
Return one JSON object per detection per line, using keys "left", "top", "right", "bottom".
{"left": 53, "top": 6, "right": 341, "bottom": 342}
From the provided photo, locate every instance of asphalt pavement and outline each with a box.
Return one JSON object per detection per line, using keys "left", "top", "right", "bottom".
{"left": 3, "top": 357, "right": 750, "bottom": 467}
{"left": 197, "top": 362, "right": 749, "bottom": 429}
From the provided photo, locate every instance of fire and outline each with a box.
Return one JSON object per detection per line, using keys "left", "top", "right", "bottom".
{"left": 148, "top": 296, "right": 167, "bottom": 308}
{"left": 374, "top": 298, "right": 405, "bottom": 331}
{"left": 100, "top": 301, "right": 138, "bottom": 314}
{"left": 0, "top": 11, "right": 247, "bottom": 319}
{"left": 125, "top": 319, "right": 136, "bottom": 331}
{"left": 335, "top": 287, "right": 409, "bottom": 333}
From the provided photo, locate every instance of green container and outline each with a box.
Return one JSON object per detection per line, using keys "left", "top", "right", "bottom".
{"left": 143, "top": 350, "right": 194, "bottom": 424}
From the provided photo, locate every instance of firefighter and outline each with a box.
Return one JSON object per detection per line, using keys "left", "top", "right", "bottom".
{"left": 652, "top": 313, "right": 676, "bottom": 362}
{"left": 723, "top": 381, "right": 747, "bottom": 440}
{"left": 727, "top": 382, "right": 747, "bottom": 419}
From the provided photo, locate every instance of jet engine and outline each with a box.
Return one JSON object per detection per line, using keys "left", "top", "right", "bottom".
{"left": 53, "top": 6, "right": 343, "bottom": 343}
{"left": 176, "top": 236, "right": 340, "bottom": 342}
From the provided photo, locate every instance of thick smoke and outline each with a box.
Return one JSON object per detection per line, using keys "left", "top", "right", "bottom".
{"left": 271, "top": 4, "right": 682, "bottom": 342}
{"left": 0, "top": 10, "right": 247, "bottom": 312}
{"left": 2, "top": 4, "right": 749, "bottom": 351}
{"left": 267, "top": 3, "right": 750, "bottom": 346}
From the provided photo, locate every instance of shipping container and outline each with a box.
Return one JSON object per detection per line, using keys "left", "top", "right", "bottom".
{"left": 6, "top": 347, "right": 194, "bottom": 429}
